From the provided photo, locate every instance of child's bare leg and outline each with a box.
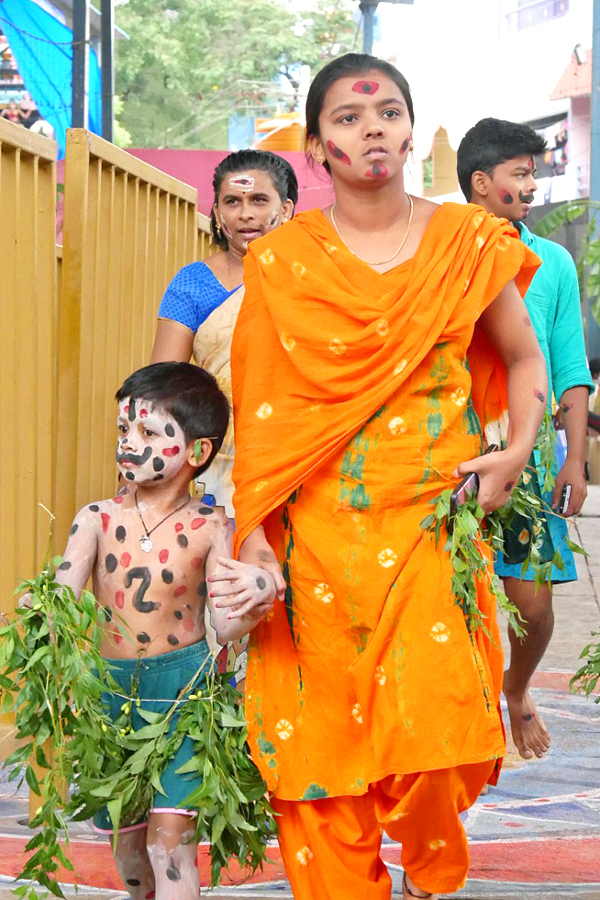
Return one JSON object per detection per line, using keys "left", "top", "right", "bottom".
{"left": 113, "top": 826, "right": 156, "bottom": 900}
{"left": 146, "top": 812, "right": 200, "bottom": 900}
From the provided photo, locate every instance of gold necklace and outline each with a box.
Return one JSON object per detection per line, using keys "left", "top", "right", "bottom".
{"left": 329, "top": 194, "right": 414, "bottom": 266}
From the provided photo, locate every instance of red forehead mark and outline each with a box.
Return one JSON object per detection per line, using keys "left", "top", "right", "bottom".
{"left": 139, "top": 408, "right": 148, "bottom": 417}
{"left": 173, "top": 585, "right": 187, "bottom": 597}
{"left": 159, "top": 549, "right": 169, "bottom": 563}
{"left": 115, "top": 590, "right": 125, "bottom": 609}
{"left": 365, "top": 163, "right": 388, "bottom": 179}
{"left": 162, "top": 446, "right": 181, "bottom": 457}
{"left": 352, "top": 80, "right": 379, "bottom": 95}
{"left": 326, "top": 140, "right": 351, "bottom": 166}
{"left": 120, "top": 552, "right": 131, "bottom": 568}
{"left": 174, "top": 522, "right": 184, "bottom": 533}
{"left": 101, "top": 512, "right": 110, "bottom": 532}
{"left": 191, "top": 517, "right": 207, "bottom": 530}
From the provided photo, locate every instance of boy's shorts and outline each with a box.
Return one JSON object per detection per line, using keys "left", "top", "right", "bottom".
{"left": 93, "top": 638, "right": 211, "bottom": 833}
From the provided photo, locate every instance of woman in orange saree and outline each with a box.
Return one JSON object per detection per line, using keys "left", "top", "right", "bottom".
{"left": 227, "top": 54, "right": 546, "bottom": 900}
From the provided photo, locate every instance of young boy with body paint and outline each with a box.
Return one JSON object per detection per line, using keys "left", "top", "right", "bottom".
{"left": 47, "top": 361, "right": 276, "bottom": 900}
{"left": 457, "top": 118, "right": 594, "bottom": 762}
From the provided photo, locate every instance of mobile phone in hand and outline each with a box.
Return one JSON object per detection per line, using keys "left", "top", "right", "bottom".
{"left": 557, "top": 483, "right": 572, "bottom": 516}
{"left": 449, "top": 443, "right": 499, "bottom": 525}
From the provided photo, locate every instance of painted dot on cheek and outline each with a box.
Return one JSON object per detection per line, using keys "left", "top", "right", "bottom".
{"left": 400, "top": 138, "right": 409, "bottom": 153}
{"left": 162, "top": 446, "right": 180, "bottom": 457}
{"left": 326, "top": 140, "right": 351, "bottom": 166}
{"left": 165, "top": 423, "right": 175, "bottom": 437}
{"left": 501, "top": 191, "right": 514, "bottom": 204}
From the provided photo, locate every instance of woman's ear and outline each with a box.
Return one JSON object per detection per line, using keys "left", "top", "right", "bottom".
{"left": 281, "top": 198, "right": 294, "bottom": 221}
{"left": 307, "top": 135, "right": 325, "bottom": 165}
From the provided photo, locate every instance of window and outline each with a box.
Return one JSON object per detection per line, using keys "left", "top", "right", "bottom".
{"left": 506, "top": 0, "right": 569, "bottom": 32}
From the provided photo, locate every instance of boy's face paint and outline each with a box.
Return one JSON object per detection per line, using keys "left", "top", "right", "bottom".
{"left": 352, "top": 80, "right": 379, "bottom": 95}
{"left": 484, "top": 155, "right": 537, "bottom": 221}
{"left": 116, "top": 398, "right": 188, "bottom": 485}
{"left": 326, "top": 140, "right": 351, "bottom": 165}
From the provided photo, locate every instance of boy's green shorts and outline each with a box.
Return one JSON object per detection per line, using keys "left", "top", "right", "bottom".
{"left": 93, "top": 638, "right": 211, "bottom": 833}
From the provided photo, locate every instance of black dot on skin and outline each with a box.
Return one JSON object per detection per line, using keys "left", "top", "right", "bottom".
{"left": 165, "top": 423, "right": 175, "bottom": 438}
{"left": 153, "top": 474, "right": 164, "bottom": 481}
{"left": 105, "top": 554, "right": 118, "bottom": 573}
{"left": 174, "top": 610, "right": 183, "bottom": 619}
{"left": 333, "top": 146, "right": 343, "bottom": 159}
{"left": 102, "top": 606, "right": 113, "bottom": 622}
{"left": 362, "top": 83, "right": 371, "bottom": 92}
{"left": 198, "top": 507, "right": 214, "bottom": 515}
{"left": 177, "top": 534, "right": 188, "bottom": 548}
{"left": 89, "top": 504, "right": 99, "bottom": 512}
{"left": 256, "top": 575, "right": 267, "bottom": 590}
{"left": 115, "top": 525, "right": 126, "bottom": 542}
{"left": 126, "top": 879, "right": 141, "bottom": 887}
{"left": 137, "top": 632, "right": 151, "bottom": 644}
{"left": 162, "top": 568, "right": 174, "bottom": 584}
{"left": 167, "top": 635, "right": 179, "bottom": 646}
{"left": 70, "top": 524, "right": 78, "bottom": 535}
{"left": 125, "top": 471, "right": 135, "bottom": 481}
{"left": 166, "top": 863, "right": 181, "bottom": 882}
{"left": 197, "top": 581, "right": 207, "bottom": 599}
{"left": 153, "top": 457, "right": 165, "bottom": 472}
{"left": 59, "top": 561, "right": 72, "bottom": 571}
{"left": 372, "top": 164, "right": 381, "bottom": 175}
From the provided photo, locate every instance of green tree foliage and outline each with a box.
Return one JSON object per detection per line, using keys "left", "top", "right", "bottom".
{"left": 114, "top": 0, "right": 357, "bottom": 148}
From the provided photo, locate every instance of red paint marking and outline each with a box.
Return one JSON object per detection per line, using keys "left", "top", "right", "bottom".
{"left": 120, "top": 552, "right": 131, "bottom": 567}
{"left": 145, "top": 893, "right": 155, "bottom": 899}
{"left": 162, "top": 446, "right": 181, "bottom": 457}
{"left": 139, "top": 408, "right": 148, "bottom": 417}
{"left": 173, "top": 585, "right": 187, "bottom": 597}
{"left": 114, "top": 632, "right": 123, "bottom": 645}
{"left": 191, "top": 556, "right": 203, "bottom": 569}
{"left": 115, "top": 591, "right": 125, "bottom": 609}
{"left": 124, "top": 404, "right": 129, "bottom": 413}
{"left": 101, "top": 513, "right": 110, "bottom": 532}
{"left": 191, "top": 517, "right": 207, "bottom": 530}
{"left": 159, "top": 549, "right": 169, "bottom": 563}
{"left": 112, "top": 496, "right": 124, "bottom": 504}
{"left": 326, "top": 140, "right": 351, "bottom": 166}
{"left": 365, "top": 163, "right": 388, "bottom": 179}
{"left": 183, "top": 619, "right": 195, "bottom": 632}
{"left": 174, "top": 522, "right": 184, "bottom": 533}
{"left": 504, "top": 822, "right": 526, "bottom": 827}
{"left": 352, "top": 79, "right": 379, "bottom": 94}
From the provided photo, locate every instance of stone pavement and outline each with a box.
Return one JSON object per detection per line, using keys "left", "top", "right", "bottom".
{"left": 1, "top": 488, "right": 599, "bottom": 899}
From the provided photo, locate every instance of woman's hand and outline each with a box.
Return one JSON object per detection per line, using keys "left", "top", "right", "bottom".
{"left": 207, "top": 557, "right": 276, "bottom": 621}
{"left": 239, "top": 526, "right": 287, "bottom": 601}
{"left": 454, "top": 447, "right": 528, "bottom": 514}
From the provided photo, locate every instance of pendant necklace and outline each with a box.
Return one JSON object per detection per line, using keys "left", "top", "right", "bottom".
{"left": 330, "top": 194, "right": 414, "bottom": 267}
{"left": 135, "top": 492, "right": 190, "bottom": 552}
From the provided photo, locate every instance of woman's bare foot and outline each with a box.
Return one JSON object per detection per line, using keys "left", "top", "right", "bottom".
{"left": 504, "top": 681, "right": 551, "bottom": 759}
{"left": 403, "top": 871, "right": 438, "bottom": 899}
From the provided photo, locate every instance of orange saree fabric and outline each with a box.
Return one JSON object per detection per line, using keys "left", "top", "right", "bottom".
{"left": 231, "top": 203, "right": 540, "bottom": 801}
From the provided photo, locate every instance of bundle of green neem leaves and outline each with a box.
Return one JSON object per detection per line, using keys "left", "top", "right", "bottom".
{"left": 0, "top": 568, "right": 275, "bottom": 900}
{"left": 420, "top": 414, "right": 586, "bottom": 640}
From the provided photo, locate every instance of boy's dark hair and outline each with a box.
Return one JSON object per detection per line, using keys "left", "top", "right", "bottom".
{"left": 457, "top": 118, "right": 547, "bottom": 201}
{"left": 115, "top": 362, "right": 229, "bottom": 477}
{"left": 305, "top": 53, "right": 414, "bottom": 174}
{"left": 210, "top": 149, "right": 299, "bottom": 249}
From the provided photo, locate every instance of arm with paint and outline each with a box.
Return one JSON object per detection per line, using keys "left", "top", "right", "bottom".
{"left": 205, "top": 518, "right": 276, "bottom": 643}
{"left": 456, "top": 279, "right": 547, "bottom": 513}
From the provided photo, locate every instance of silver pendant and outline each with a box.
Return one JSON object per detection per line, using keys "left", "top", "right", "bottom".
{"left": 139, "top": 534, "right": 153, "bottom": 553}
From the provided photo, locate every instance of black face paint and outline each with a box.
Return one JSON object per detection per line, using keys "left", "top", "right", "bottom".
{"left": 165, "top": 423, "right": 175, "bottom": 437}
{"left": 177, "top": 534, "right": 188, "bottom": 549}
{"left": 174, "top": 610, "right": 183, "bottom": 619}
{"left": 102, "top": 605, "right": 113, "bottom": 622}
{"left": 128, "top": 399, "right": 136, "bottom": 422}
{"left": 500, "top": 190, "right": 514, "bottom": 204}
{"left": 256, "top": 575, "right": 267, "bottom": 590}
{"left": 198, "top": 507, "right": 214, "bottom": 515}
{"left": 105, "top": 554, "right": 118, "bottom": 573}
{"left": 70, "top": 524, "right": 78, "bottom": 535}
{"left": 115, "top": 525, "right": 126, "bottom": 542}
{"left": 125, "top": 471, "right": 135, "bottom": 481}
{"left": 137, "top": 632, "right": 150, "bottom": 644}
{"left": 124, "top": 567, "right": 160, "bottom": 612}
{"left": 161, "top": 568, "right": 174, "bottom": 584}
{"left": 518, "top": 190, "right": 534, "bottom": 204}
{"left": 167, "top": 634, "right": 179, "bottom": 646}
{"left": 127, "top": 880, "right": 141, "bottom": 887}
{"left": 197, "top": 581, "right": 207, "bottom": 599}
{"left": 166, "top": 862, "right": 181, "bottom": 882}
{"left": 153, "top": 474, "right": 164, "bottom": 481}
{"left": 59, "top": 560, "right": 72, "bottom": 571}
{"left": 116, "top": 446, "right": 152, "bottom": 466}
{"left": 153, "top": 457, "right": 165, "bottom": 472}
{"left": 89, "top": 504, "right": 99, "bottom": 512}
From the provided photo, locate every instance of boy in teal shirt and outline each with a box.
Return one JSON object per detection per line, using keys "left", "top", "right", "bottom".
{"left": 457, "top": 118, "right": 593, "bottom": 761}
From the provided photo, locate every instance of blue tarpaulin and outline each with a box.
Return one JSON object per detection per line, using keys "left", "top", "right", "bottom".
{"left": 0, "top": 0, "right": 101, "bottom": 157}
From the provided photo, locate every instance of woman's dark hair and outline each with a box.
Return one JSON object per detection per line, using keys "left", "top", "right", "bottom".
{"left": 210, "top": 149, "right": 299, "bottom": 249}
{"left": 457, "top": 118, "right": 547, "bottom": 201}
{"left": 116, "top": 362, "right": 229, "bottom": 477}
{"left": 305, "top": 53, "right": 415, "bottom": 173}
